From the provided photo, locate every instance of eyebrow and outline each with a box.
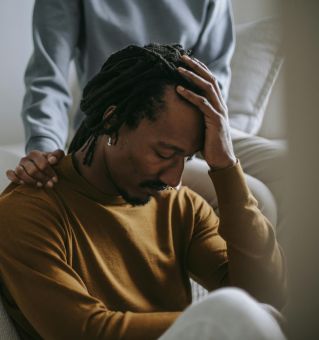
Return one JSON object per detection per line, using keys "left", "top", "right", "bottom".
{"left": 157, "top": 141, "right": 185, "bottom": 154}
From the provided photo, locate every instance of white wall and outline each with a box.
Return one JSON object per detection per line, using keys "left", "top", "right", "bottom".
{"left": 0, "top": 0, "right": 284, "bottom": 149}
{"left": 0, "top": 0, "right": 34, "bottom": 146}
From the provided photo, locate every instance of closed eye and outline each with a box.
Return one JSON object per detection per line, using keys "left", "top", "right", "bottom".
{"left": 156, "top": 151, "right": 194, "bottom": 162}
{"left": 156, "top": 151, "right": 174, "bottom": 160}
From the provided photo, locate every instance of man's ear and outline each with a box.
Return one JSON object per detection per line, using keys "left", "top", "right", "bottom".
{"left": 103, "top": 105, "right": 117, "bottom": 128}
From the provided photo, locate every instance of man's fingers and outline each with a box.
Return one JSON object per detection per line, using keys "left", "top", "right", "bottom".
{"left": 6, "top": 149, "right": 63, "bottom": 187}
{"left": 6, "top": 169, "right": 23, "bottom": 184}
{"left": 181, "top": 55, "right": 226, "bottom": 107}
{"left": 178, "top": 67, "right": 224, "bottom": 113}
{"left": 14, "top": 164, "right": 54, "bottom": 188}
{"left": 26, "top": 151, "right": 58, "bottom": 183}
{"left": 48, "top": 149, "right": 65, "bottom": 165}
{"left": 181, "top": 54, "right": 211, "bottom": 81}
{"left": 19, "top": 157, "right": 52, "bottom": 184}
{"left": 176, "top": 85, "right": 223, "bottom": 123}
{"left": 14, "top": 165, "right": 38, "bottom": 185}
{"left": 192, "top": 57, "right": 210, "bottom": 71}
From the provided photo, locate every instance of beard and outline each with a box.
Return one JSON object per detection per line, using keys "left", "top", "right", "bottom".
{"left": 117, "top": 180, "right": 169, "bottom": 206}
{"left": 119, "top": 189, "right": 151, "bottom": 206}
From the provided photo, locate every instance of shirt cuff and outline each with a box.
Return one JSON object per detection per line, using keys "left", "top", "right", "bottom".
{"left": 25, "top": 137, "right": 61, "bottom": 154}
{"left": 208, "top": 160, "right": 251, "bottom": 205}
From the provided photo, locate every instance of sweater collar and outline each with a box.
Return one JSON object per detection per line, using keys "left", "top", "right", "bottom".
{"left": 56, "top": 154, "right": 129, "bottom": 206}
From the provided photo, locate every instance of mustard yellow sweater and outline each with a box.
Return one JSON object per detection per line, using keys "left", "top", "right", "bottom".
{"left": 0, "top": 155, "right": 286, "bottom": 339}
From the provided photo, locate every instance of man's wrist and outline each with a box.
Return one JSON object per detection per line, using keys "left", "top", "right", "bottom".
{"left": 208, "top": 158, "right": 237, "bottom": 172}
{"left": 25, "top": 137, "right": 61, "bottom": 154}
{"left": 207, "top": 160, "right": 250, "bottom": 206}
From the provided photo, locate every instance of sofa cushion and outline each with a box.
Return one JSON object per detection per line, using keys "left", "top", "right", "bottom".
{"left": 0, "top": 293, "right": 20, "bottom": 340}
{"left": 227, "top": 17, "right": 284, "bottom": 134}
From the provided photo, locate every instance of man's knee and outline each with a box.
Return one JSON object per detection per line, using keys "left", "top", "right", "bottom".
{"left": 245, "top": 174, "right": 277, "bottom": 227}
{"left": 160, "top": 288, "right": 285, "bottom": 340}
{"left": 181, "top": 288, "right": 271, "bottom": 324}
{"left": 193, "top": 287, "right": 257, "bottom": 316}
{"left": 200, "top": 288, "right": 285, "bottom": 338}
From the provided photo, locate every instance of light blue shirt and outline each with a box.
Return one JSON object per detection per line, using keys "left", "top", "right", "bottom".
{"left": 22, "top": 0, "right": 235, "bottom": 152}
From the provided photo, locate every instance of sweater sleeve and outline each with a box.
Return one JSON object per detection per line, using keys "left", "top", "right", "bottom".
{"left": 0, "top": 191, "right": 179, "bottom": 340}
{"left": 22, "top": 0, "right": 82, "bottom": 153}
{"left": 192, "top": 0, "right": 235, "bottom": 100}
{"left": 187, "top": 162, "right": 286, "bottom": 309}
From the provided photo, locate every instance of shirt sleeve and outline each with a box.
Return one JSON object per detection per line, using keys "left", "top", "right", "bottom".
{"left": 22, "top": 0, "right": 82, "bottom": 153}
{"left": 191, "top": 0, "right": 235, "bottom": 100}
{"left": 0, "top": 191, "right": 179, "bottom": 340}
{"left": 187, "top": 162, "right": 287, "bottom": 309}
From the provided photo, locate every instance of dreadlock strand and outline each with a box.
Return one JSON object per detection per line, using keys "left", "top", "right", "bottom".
{"left": 83, "top": 134, "right": 98, "bottom": 166}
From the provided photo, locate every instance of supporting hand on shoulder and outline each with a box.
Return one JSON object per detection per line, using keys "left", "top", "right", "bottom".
{"left": 6, "top": 149, "right": 65, "bottom": 188}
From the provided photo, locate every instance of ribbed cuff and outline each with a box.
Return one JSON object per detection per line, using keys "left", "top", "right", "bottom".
{"left": 208, "top": 160, "right": 251, "bottom": 205}
{"left": 25, "top": 137, "right": 61, "bottom": 154}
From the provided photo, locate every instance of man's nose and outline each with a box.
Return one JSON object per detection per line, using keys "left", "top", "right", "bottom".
{"left": 159, "top": 158, "right": 185, "bottom": 188}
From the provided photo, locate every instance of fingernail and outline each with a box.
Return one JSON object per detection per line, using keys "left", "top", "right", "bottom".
{"left": 178, "top": 67, "right": 186, "bottom": 72}
{"left": 182, "top": 54, "right": 190, "bottom": 59}
{"left": 19, "top": 180, "right": 24, "bottom": 185}
{"left": 48, "top": 156, "right": 57, "bottom": 164}
{"left": 177, "top": 85, "right": 185, "bottom": 91}
{"left": 46, "top": 181, "right": 54, "bottom": 188}
{"left": 36, "top": 182, "right": 43, "bottom": 188}
{"left": 52, "top": 176, "right": 58, "bottom": 183}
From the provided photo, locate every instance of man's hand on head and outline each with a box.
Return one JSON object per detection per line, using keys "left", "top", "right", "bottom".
{"left": 6, "top": 149, "right": 65, "bottom": 188}
{"left": 176, "top": 55, "right": 236, "bottom": 171}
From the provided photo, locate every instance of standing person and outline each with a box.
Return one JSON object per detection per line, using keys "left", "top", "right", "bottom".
{"left": 0, "top": 43, "right": 286, "bottom": 340}
{"left": 7, "top": 0, "right": 282, "bottom": 228}
{"left": 23, "top": 0, "right": 235, "bottom": 153}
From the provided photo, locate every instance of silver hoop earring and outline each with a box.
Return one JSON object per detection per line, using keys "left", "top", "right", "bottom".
{"left": 107, "top": 136, "right": 112, "bottom": 146}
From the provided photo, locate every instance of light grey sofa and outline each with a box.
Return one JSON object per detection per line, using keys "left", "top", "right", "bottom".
{"left": 0, "top": 294, "right": 20, "bottom": 339}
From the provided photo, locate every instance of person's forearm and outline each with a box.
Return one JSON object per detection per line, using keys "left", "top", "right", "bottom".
{"left": 23, "top": 0, "right": 81, "bottom": 152}
{"left": 209, "top": 162, "right": 287, "bottom": 308}
{"left": 25, "top": 136, "right": 61, "bottom": 153}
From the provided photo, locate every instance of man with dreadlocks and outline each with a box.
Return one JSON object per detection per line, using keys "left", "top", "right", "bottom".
{"left": 7, "top": 0, "right": 284, "bottom": 236}
{"left": 0, "top": 44, "right": 286, "bottom": 339}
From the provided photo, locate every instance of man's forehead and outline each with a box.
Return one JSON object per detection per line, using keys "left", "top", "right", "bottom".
{"left": 157, "top": 141, "right": 185, "bottom": 153}
{"left": 157, "top": 140, "right": 202, "bottom": 157}
{"left": 155, "top": 88, "right": 204, "bottom": 145}
{"left": 132, "top": 85, "right": 204, "bottom": 152}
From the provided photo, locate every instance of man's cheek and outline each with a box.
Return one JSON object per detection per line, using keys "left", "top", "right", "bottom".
{"left": 134, "top": 154, "right": 160, "bottom": 178}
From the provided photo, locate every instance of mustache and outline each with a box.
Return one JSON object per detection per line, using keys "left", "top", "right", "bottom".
{"left": 140, "top": 180, "right": 169, "bottom": 191}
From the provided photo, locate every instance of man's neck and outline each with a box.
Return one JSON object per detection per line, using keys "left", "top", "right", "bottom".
{"left": 73, "top": 138, "right": 119, "bottom": 196}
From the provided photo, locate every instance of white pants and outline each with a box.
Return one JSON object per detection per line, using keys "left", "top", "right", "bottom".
{"left": 159, "top": 288, "right": 286, "bottom": 340}
{"left": 183, "top": 133, "right": 286, "bottom": 233}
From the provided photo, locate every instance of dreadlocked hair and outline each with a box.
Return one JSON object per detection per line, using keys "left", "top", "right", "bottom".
{"left": 68, "top": 43, "right": 200, "bottom": 165}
